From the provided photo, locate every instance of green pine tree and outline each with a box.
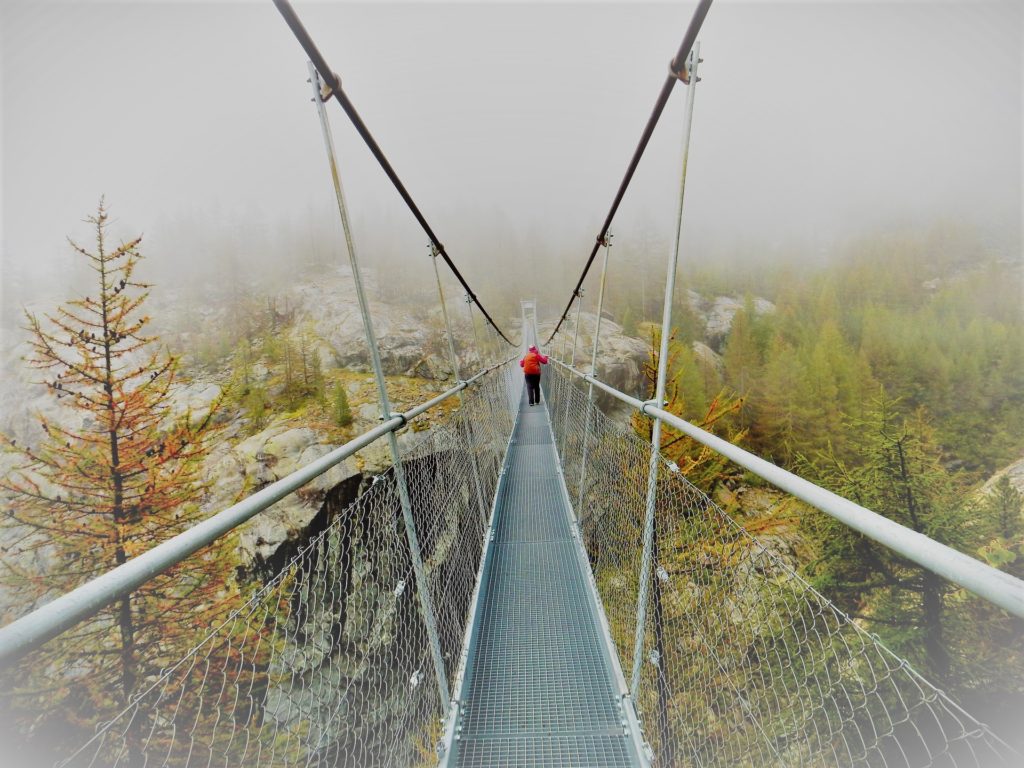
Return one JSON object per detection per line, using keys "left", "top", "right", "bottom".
{"left": 801, "top": 391, "right": 972, "bottom": 681}
{"left": 620, "top": 304, "right": 638, "bottom": 337}
{"left": 333, "top": 383, "right": 353, "bottom": 427}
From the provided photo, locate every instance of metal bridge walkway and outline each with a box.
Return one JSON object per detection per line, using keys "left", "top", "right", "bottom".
{"left": 447, "top": 388, "right": 644, "bottom": 768}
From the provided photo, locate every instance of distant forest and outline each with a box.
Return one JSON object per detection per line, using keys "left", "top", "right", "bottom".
{"left": 662, "top": 227, "right": 1021, "bottom": 481}
{"left": 603, "top": 222, "right": 1024, "bottom": 717}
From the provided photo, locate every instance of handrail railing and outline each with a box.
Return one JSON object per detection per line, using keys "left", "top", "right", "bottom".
{"left": 0, "top": 359, "right": 513, "bottom": 667}
{"left": 551, "top": 357, "right": 1024, "bottom": 619}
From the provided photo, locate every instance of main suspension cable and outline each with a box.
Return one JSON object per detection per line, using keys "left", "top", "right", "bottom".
{"left": 545, "top": 0, "right": 713, "bottom": 345}
{"left": 272, "top": 0, "right": 517, "bottom": 346}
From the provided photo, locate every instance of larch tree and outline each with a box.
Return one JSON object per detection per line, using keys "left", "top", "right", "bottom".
{"left": 978, "top": 476, "right": 1024, "bottom": 579}
{"left": 0, "top": 202, "right": 234, "bottom": 761}
{"left": 632, "top": 327, "right": 746, "bottom": 491}
{"left": 801, "top": 391, "right": 970, "bottom": 681}
{"left": 721, "top": 298, "right": 763, "bottom": 401}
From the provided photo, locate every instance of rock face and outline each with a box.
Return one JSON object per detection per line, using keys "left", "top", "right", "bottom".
{"left": 257, "top": 446, "right": 485, "bottom": 763}
{"left": 201, "top": 420, "right": 362, "bottom": 571}
{"left": 535, "top": 312, "right": 650, "bottom": 401}
{"left": 294, "top": 266, "right": 472, "bottom": 379}
{"left": 694, "top": 295, "right": 776, "bottom": 349}
{"left": 981, "top": 456, "right": 1024, "bottom": 496}
{"left": 692, "top": 341, "right": 723, "bottom": 374}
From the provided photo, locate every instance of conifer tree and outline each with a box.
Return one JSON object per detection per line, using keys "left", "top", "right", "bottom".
{"left": 0, "top": 202, "right": 232, "bottom": 760}
{"left": 802, "top": 391, "right": 970, "bottom": 680}
{"left": 633, "top": 328, "right": 745, "bottom": 489}
{"left": 748, "top": 335, "right": 801, "bottom": 460}
{"left": 620, "top": 304, "right": 638, "bottom": 337}
{"left": 978, "top": 476, "right": 1024, "bottom": 579}
{"left": 722, "top": 298, "right": 763, "bottom": 399}
{"left": 333, "top": 382, "right": 353, "bottom": 427}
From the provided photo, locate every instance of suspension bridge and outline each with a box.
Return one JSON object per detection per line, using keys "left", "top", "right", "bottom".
{"left": 1, "top": 1, "right": 1023, "bottom": 766}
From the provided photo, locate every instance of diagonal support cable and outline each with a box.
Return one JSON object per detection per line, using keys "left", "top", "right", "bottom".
{"left": 272, "top": 0, "right": 516, "bottom": 347}
{"left": 546, "top": 0, "right": 713, "bottom": 344}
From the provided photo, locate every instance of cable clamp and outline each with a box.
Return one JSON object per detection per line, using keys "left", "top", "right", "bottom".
{"left": 388, "top": 412, "right": 408, "bottom": 428}
{"left": 318, "top": 72, "right": 342, "bottom": 101}
{"left": 640, "top": 399, "right": 660, "bottom": 416}
{"left": 669, "top": 51, "right": 702, "bottom": 84}
{"left": 669, "top": 56, "right": 691, "bottom": 83}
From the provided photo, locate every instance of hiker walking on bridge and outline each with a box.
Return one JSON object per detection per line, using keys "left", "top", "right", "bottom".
{"left": 520, "top": 344, "right": 548, "bottom": 406}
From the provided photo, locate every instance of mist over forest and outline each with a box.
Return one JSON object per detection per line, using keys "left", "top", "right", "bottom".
{"left": 1, "top": 1, "right": 1022, "bottom": 766}
{"left": 2, "top": 1, "right": 1020, "bottom": 332}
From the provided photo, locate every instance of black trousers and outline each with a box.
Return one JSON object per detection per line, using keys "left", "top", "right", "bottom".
{"left": 525, "top": 373, "right": 541, "bottom": 405}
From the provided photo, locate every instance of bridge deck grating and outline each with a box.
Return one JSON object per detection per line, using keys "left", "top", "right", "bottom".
{"left": 451, "top": 388, "right": 641, "bottom": 768}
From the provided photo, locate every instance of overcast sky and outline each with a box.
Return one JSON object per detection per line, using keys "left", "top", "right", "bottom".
{"left": 2, "top": 0, "right": 1021, "bottom": 325}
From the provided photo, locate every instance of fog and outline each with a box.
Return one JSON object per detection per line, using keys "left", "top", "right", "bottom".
{"left": 2, "top": 0, "right": 1021, "bottom": 337}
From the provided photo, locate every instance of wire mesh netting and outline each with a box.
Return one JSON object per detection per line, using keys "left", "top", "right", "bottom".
{"left": 18, "top": 364, "right": 519, "bottom": 768}
{"left": 543, "top": 364, "right": 1016, "bottom": 768}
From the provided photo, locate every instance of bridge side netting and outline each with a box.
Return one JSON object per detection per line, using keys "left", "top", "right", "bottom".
{"left": 42, "top": 364, "right": 518, "bottom": 768}
{"left": 545, "top": 365, "right": 1013, "bottom": 768}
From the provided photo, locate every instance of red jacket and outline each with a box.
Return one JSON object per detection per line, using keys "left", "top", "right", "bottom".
{"left": 520, "top": 349, "right": 548, "bottom": 375}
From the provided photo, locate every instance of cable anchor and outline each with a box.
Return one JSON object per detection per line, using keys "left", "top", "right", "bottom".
{"left": 669, "top": 48, "right": 703, "bottom": 84}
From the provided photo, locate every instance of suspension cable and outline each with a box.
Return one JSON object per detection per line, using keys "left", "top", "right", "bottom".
{"left": 272, "top": 0, "right": 516, "bottom": 346}
{"left": 545, "top": 0, "right": 713, "bottom": 344}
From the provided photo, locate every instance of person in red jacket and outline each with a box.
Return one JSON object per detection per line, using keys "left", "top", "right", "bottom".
{"left": 520, "top": 345, "right": 549, "bottom": 406}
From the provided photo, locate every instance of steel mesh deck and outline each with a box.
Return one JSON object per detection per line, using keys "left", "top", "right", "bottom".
{"left": 451, "top": 389, "right": 641, "bottom": 768}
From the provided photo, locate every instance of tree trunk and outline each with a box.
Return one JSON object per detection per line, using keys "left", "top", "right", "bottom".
{"left": 100, "top": 234, "right": 140, "bottom": 765}
{"left": 921, "top": 571, "right": 949, "bottom": 680}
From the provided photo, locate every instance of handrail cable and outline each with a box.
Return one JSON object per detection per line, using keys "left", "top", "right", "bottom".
{"left": 272, "top": 0, "right": 516, "bottom": 346}
{"left": 546, "top": 0, "right": 713, "bottom": 344}
{"left": 549, "top": 357, "right": 1024, "bottom": 621}
{"left": 0, "top": 360, "right": 513, "bottom": 667}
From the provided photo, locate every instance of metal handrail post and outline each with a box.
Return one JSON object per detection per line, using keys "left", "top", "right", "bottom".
{"left": 631, "top": 45, "right": 701, "bottom": 698}
{"left": 431, "top": 247, "right": 490, "bottom": 528}
{"left": 559, "top": 292, "right": 584, "bottom": 466}
{"left": 465, "top": 293, "right": 482, "bottom": 367}
{"left": 468, "top": 294, "right": 501, "bottom": 426}
{"left": 576, "top": 234, "right": 612, "bottom": 514}
{"left": 308, "top": 64, "right": 450, "bottom": 707}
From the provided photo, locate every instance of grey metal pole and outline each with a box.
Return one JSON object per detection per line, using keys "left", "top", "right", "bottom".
{"left": 467, "top": 294, "right": 501, "bottom": 424}
{"left": 630, "top": 45, "right": 701, "bottom": 698}
{"left": 464, "top": 294, "right": 482, "bottom": 367}
{"left": 559, "top": 291, "right": 584, "bottom": 466}
{"left": 308, "top": 64, "right": 450, "bottom": 708}
{"left": 553, "top": 304, "right": 570, "bottom": 442}
{"left": 431, "top": 246, "right": 490, "bottom": 528}
{"left": 576, "top": 233, "right": 613, "bottom": 513}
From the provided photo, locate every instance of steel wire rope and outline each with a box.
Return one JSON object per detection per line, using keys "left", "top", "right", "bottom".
{"left": 545, "top": 0, "right": 714, "bottom": 345}
{"left": 272, "top": 0, "right": 517, "bottom": 347}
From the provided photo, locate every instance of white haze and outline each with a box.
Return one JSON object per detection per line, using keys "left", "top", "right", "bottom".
{"left": 1, "top": 0, "right": 1021, "bottom": 336}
